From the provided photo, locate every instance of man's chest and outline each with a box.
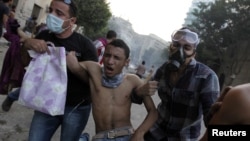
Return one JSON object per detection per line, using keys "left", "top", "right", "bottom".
{"left": 92, "top": 82, "right": 133, "bottom": 103}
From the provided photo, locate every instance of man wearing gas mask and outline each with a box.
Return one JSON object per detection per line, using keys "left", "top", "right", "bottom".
{"left": 144, "top": 27, "right": 220, "bottom": 141}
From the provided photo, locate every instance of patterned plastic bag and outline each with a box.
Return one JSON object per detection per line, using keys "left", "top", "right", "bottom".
{"left": 19, "top": 42, "right": 67, "bottom": 116}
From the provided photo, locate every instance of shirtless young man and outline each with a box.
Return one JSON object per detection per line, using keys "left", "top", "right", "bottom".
{"left": 200, "top": 83, "right": 250, "bottom": 141}
{"left": 66, "top": 39, "right": 158, "bottom": 141}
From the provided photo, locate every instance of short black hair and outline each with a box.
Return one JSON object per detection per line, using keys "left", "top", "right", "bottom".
{"left": 3, "top": 0, "right": 12, "bottom": 3}
{"left": 106, "top": 30, "right": 117, "bottom": 39}
{"left": 11, "top": 5, "right": 16, "bottom": 12}
{"left": 32, "top": 15, "right": 37, "bottom": 20}
{"left": 142, "top": 61, "right": 145, "bottom": 65}
{"left": 109, "top": 39, "right": 130, "bottom": 59}
{"left": 54, "top": 0, "right": 78, "bottom": 17}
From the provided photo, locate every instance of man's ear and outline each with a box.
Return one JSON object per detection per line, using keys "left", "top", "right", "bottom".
{"left": 169, "top": 43, "right": 176, "bottom": 53}
{"left": 71, "top": 17, "right": 77, "bottom": 24}
{"left": 125, "top": 58, "right": 130, "bottom": 67}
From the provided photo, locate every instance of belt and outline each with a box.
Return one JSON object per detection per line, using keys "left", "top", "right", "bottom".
{"left": 92, "top": 127, "right": 134, "bottom": 139}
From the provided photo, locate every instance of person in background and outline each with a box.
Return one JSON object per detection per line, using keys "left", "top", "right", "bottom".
{"left": 0, "top": 8, "right": 30, "bottom": 112}
{"left": 0, "top": 9, "right": 25, "bottom": 94}
{"left": 149, "top": 65, "right": 155, "bottom": 75}
{"left": 199, "top": 83, "right": 250, "bottom": 141}
{"left": 66, "top": 39, "right": 158, "bottom": 141}
{"left": 146, "top": 65, "right": 155, "bottom": 81}
{"left": 93, "top": 30, "right": 117, "bottom": 65}
{"left": 144, "top": 27, "right": 220, "bottom": 141}
{"left": 0, "top": 0, "right": 13, "bottom": 38}
{"left": 23, "top": 15, "right": 37, "bottom": 37}
{"left": 1, "top": 88, "right": 20, "bottom": 111}
{"left": 135, "top": 60, "right": 146, "bottom": 79}
{"left": 21, "top": 0, "right": 98, "bottom": 140}
{"left": 35, "top": 22, "right": 47, "bottom": 35}
{"left": 11, "top": 5, "right": 16, "bottom": 12}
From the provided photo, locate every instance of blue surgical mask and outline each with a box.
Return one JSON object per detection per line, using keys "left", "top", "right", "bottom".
{"left": 46, "top": 14, "right": 69, "bottom": 34}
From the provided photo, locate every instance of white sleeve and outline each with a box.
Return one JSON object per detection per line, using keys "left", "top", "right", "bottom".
{"left": 93, "top": 40, "right": 103, "bottom": 49}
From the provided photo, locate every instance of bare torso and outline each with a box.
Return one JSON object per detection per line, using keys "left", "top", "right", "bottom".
{"left": 85, "top": 62, "right": 142, "bottom": 133}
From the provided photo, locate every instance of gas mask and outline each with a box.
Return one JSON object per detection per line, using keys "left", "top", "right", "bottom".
{"left": 167, "top": 28, "right": 200, "bottom": 71}
{"left": 167, "top": 47, "right": 186, "bottom": 71}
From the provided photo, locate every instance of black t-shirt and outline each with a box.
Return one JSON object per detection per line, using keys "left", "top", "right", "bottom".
{"left": 36, "top": 30, "right": 98, "bottom": 106}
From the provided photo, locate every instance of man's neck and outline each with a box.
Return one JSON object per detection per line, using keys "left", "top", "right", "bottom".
{"left": 102, "top": 71, "right": 124, "bottom": 88}
{"left": 55, "top": 29, "right": 73, "bottom": 39}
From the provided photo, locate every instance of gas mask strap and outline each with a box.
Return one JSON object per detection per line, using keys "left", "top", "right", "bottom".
{"left": 185, "top": 49, "right": 196, "bottom": 58}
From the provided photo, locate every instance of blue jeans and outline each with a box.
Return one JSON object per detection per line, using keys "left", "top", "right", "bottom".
{"left": 8, "top": 88, "right": 20, "bottom": 101}
{"left": 28, "top": 104, "right": 91, "bottom": 141}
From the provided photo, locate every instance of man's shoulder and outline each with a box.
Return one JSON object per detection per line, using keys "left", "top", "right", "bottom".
{"left": 0, "top": 2, "right": 7, "bottom": 8}
{"left": 71, "top": 32, "right": 95, "bottom": 47}
{"left": 125, "top": 73, "right": 138, "bottom": 78}
{"left": 195, "top": 61, "right": 217, "bottom": 76}
{"left": 227, "top": 84, "right": 250, "bottom": 100}
{"left": 73, "top": 32, "right": 90, "bottom": 40}
{"left": 229, "top": 85, "right": 250, "bottom": 113}
{"left": 217, "top": 83, "right": 250, "bottom": 123}
{"left": 85, "top": 61, "right": 100, "bottom": 68}
{"left": 1, "top": 4, "right": 9, "bottom": 14}
{"left": 36, "top": 30, "right": 51, "bottom": 39}
{"left": 124, "top": 73, "right": 142, "bottom": 86}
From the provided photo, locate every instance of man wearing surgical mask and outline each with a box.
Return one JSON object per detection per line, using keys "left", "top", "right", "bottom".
{"left": 143, "top": 27, "right": 220, "bottom": 141}
{"left": 21, "top": 0, "right": 98, "bottom": 141}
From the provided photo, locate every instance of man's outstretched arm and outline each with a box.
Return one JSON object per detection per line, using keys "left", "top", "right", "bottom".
{"left": 66, "top": 51, "right": 89, "bottom": 83}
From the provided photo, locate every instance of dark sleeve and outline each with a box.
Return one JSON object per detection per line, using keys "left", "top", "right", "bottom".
{"left": 154, "top": 62, "right": 167, "bottom": 81}
{"left": 35, "top": 29, "right": 49, "bottom": 39}
{"left": 4, "top": 6, "right": 9, "bottom": 15}
{"left": 131, "top": 88, "right": 143, "bottom": 104}
{"left": 80, "top": 35, "right": 98, "bottom": 62}
{"left": 154, "top": 68, "right": 162, "bottom": 81}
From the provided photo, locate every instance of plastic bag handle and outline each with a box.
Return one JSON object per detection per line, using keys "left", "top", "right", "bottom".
{"left": 46, "top": 41, "right": 56, "bottom": 49}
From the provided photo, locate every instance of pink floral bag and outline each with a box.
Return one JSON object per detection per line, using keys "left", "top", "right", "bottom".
{"left": 19, "top": 42, "right": 67, "bottom": 116}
